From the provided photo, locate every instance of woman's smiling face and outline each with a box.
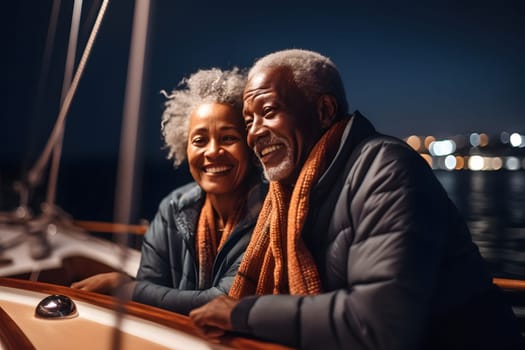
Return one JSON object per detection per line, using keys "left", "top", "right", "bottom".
{"left": 187, "top": 102, "right": 252, "bottom": 196}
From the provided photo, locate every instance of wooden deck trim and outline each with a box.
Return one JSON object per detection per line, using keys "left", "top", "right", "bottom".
{"left": 0, "top": 277, "right": 291, "bottom": 350}
{"left": 0, "top": 305, "right": 36, "bottom": 350}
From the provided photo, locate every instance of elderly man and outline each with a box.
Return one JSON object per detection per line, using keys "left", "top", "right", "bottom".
{"left": 190, "top": 49, "right": 523, "bottom": 350}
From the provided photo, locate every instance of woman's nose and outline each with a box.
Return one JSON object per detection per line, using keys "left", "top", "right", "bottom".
{"left": 204, "top": 139, "right": 222, "bottom": 158}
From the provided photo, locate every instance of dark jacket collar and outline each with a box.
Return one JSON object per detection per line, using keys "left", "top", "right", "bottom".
{"left": 316, "top": 110, "right": 377, "bottom": 191}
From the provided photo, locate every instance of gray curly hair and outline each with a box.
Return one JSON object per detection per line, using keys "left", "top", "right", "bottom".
{"left": 161, "top": 67, "right": 247, "bottom": 167}
{"left": 249, "top": 49, "right": 349, "bottom": 117}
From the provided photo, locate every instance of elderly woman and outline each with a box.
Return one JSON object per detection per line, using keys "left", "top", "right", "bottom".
{"left": 72, "top": 68, "right": 266, "bottom": 315}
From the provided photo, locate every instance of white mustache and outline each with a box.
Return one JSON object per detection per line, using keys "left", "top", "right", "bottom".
{"left": 254, "top": 136, "right": 285, "bottom": 157}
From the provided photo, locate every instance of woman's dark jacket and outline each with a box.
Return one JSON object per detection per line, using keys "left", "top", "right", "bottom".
{"left": 232, "top": 112, "right": 523, "bottom": 349}
{"left": 132, "top": 180, "right": 267, "bottom": 315}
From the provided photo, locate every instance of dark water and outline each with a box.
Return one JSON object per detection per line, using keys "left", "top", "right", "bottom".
{"left": 1, "top": 160, "right": 525, "bottom": 279}
{"left": 435, "top": 170, "right": 525, "bottom": 279}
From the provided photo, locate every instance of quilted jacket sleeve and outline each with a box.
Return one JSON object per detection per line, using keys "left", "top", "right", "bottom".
{"left": 132, "top": 194, "right": 246, "bottom": 315}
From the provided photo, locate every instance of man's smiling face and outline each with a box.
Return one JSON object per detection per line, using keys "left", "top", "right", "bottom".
{"left": 243, "top": 66, "right": 322, "bottom": 184}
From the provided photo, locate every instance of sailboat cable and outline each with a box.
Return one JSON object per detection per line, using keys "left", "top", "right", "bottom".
{"left": 27, "top": 0, "right": 110, "bottom": 188}
{"left": 46, "top": 0, "right": 83, "bottom": 207}
{"left": 8, "top": 0, "right": 62, "bottom": 215}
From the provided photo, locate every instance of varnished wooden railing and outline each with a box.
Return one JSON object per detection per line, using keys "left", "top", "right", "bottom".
{"left": 493, "top": 277, "right": 525, "bottom": 292}
{"left": 73, "top": 220, "right": 148, "bottom": 235}
{"left": 0, "top": 277, "right": 292, "bottom": 350}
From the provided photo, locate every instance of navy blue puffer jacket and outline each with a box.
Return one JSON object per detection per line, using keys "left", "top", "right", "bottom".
{"left": 232, "top": 112, "right": 523, "bottom": 349}
{"left": 133, "top": 180, "right": 267, "bottom": 315}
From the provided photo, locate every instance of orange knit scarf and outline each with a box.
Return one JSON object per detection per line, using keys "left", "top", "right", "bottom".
{"left": 229, "top": 117, "right": 349, "bottom": 298}
{"left": 196, "top": 196, "right": 244, "bottom": 289}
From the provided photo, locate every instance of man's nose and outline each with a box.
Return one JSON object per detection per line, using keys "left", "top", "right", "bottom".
{"left": 248, "top": 115, "right": 267, "bottom": 137}
{"left": 247, "top": 116, "right": 268, "bottom": 147}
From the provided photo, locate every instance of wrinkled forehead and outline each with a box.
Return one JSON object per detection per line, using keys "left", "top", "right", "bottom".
{"left": 243, "top": 66, "right": 296, "bottom": 102}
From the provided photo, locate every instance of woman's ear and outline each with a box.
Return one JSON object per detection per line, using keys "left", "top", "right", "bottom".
{"left": 316, "top": 95, "right": 338, "bottom": 128}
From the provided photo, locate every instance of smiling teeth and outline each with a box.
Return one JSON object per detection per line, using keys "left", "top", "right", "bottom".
{"left": 260, "top": 145, "right": 282, "bottom": 157}
{"left": 205, "top": 166, "right": 231, "bottom": 173}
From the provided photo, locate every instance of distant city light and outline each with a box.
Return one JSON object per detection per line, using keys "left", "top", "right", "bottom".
{"left": 505, "top": 157, "right": 520, "bottom": 171}
{"left": 444, "top": 155, "right": 456, "bottom": 170}
{"left": 510, "top": 133, "right": 523, "bottom": 147}
{"left": 409, "top": 130, "right": 524, "bottom": 172}
{"left": 406, "top": 135, "right": 422, "bottom": 151}
{"left": 429, "top": 140, "right": 456, "bottom": 156}
{"left": 500, "top": 131, "right": 510, "bottom": 144}
{"left": 469, "top": 133, "right": 480, "bottom": 147}
{"left": 491, "top": 157, "right": 503, "bottom": 171}
{"left": 455, "top": 156, "right": 465, "bottom": 170}
{"left": 468, "top": 155, "right": 484, "bottom": 171}
{"left": 424, "top": 136, "right": 435, "bottom": 151}
{"left": 479, "top": 133, "right": 489, "bottom": 147}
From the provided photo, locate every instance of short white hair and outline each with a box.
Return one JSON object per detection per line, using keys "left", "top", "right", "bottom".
{"left": 161, "top": 67, "right": 247, "bottom": 167}
{"left": 249, "top": 49, "right": 348, "bottom": 116}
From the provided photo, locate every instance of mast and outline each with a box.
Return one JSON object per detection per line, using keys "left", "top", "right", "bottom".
{"left": 111, "top": 1, "right": 151, "bottom": 349}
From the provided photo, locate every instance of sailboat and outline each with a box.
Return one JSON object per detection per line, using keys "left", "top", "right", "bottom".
{"left": 1, "top": 1, "right": 523, "bottom": 348}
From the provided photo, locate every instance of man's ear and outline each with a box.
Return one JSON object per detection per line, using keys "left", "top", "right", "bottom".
{"left": 316, "top": 95, "right": 338, "bottom": 128}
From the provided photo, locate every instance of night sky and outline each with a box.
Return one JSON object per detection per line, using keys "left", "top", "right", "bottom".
{"left": 3, "top": 0, "right": 525, "bottom": 221}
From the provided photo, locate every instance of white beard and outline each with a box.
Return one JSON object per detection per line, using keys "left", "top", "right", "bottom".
{"left": 255, "top": 133, "right": 295, "bottom": 182}
{"left": 260, "top": 146, "right": 294, "bottom": 182}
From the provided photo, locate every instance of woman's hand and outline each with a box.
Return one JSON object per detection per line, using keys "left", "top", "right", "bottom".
{"left": 70, "top": 272, "right": 131, "bottom": 294}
